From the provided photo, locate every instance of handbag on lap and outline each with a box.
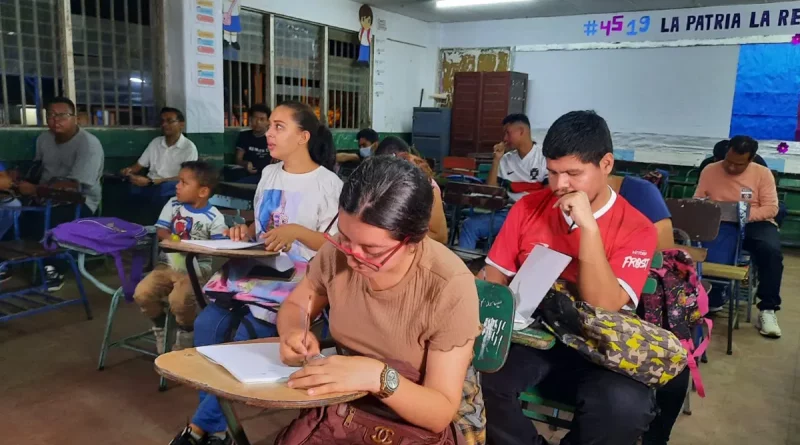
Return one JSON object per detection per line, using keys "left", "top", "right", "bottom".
{"left": 538, "top": 282, "right": 688, "bottom": 388}
{"left": 275, "top": 355, "right": 466, "bottom": 445}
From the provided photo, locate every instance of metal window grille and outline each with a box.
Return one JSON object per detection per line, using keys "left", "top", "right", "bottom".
{"left": 273, "top": 17, "right": 323, "bottom": 113}
{"left": 0, "top": 0, "right": 61, "bottom": 126}
{"left": 0, "top": 0, "right": 157, "bottom": 127}
{"left": 223, "top": 8, "right": 267, "bottom": 127}
{"left": 71, "top": 0, "right": 156, "bottom": 126}
{"left": 327, "top": 28, "right": 369, "bottom": 130}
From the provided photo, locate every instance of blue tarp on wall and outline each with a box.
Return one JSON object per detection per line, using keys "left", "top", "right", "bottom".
{"left": 730, "top": 43, "right": 800, "bottom": 141}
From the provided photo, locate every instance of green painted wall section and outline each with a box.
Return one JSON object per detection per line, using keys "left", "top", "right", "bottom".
{"left": 0, "top": 127, "right": 409, "bottom": 170}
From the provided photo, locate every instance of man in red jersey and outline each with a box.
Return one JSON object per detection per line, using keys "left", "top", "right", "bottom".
{"left": 482, "top": 110, "right": 658, "bottom": 445}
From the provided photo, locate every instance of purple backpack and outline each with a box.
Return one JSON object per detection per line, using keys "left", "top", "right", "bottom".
{"left": 44, "top": 217, "right": 150, "bottom": 299}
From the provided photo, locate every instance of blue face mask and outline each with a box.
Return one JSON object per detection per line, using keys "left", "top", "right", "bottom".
{"left": 360, "top": 147, "right": 372, "bottom": 158}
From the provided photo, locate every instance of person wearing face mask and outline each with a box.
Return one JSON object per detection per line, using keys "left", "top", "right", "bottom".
{"left": 233, "top": 103, "right": 272, "bottom": 184}
{"left": 169, "top": 101, "right": 342, "bottom": 445}
{"left": 335, "top": 128, "right": 379, "bottom": 164}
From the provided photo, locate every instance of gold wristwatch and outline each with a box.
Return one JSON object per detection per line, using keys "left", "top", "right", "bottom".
{"left": 376, "top": 363, "right": 400, "bottom": 399}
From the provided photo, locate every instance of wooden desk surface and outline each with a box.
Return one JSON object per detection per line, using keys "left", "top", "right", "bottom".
{"left": 159, "top": 240, "right": 278, "bottom": 259}
{"left": 155, "top": 338, "right": 366, "bottom": 409}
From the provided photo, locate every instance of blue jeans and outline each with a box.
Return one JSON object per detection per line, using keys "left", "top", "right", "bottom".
{"left": 191, "top": 301, "right": 278, "bottom": 433}
{"left": 458, "top": 209, "right": 509, "bottom": 250}
{"left": 0, "top": 198, "right": 20, "bottom": 241}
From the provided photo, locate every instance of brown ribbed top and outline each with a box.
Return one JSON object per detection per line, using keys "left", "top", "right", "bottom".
{"left": 306, "top": 238, "right": 480, "bottom": 371}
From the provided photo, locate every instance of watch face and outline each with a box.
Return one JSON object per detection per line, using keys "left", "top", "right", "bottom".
{"left": 386, "top": 369, "right": 400, "bottom": 391}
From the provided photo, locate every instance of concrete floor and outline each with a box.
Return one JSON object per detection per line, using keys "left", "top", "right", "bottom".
{"left": 2, "top": 254, "right": 799, "bottom": 444}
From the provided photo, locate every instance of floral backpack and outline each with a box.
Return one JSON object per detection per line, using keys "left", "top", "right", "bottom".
{"left": 538, "top": 282, "right": 688, "bottom": 388}
{"left": 637, "top": 249, "right": 711, "bottom": 397}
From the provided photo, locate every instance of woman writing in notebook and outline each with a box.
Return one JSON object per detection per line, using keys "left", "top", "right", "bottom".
{"left": 169, "top": 102, "right": 342, "bottom": 445}
{"left": 274, "top": 156, "right": 484, "bottom": 445}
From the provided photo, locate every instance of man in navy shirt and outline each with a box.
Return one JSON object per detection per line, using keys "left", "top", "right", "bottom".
{"left": 234, "top": 104, "right": 271, "bottom": 183}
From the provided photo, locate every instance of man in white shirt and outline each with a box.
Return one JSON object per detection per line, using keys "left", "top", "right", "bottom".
{"left": 458, "top": 114, "right": 548, "bottom": 249}
{"left": 121, "top": 107, "right": 198, "bottom": 200}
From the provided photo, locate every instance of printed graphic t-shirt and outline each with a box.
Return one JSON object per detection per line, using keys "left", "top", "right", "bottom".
{"left": 486, "top": 188, "right": 657, "bottom": 306}
{"left": 236, "top": 130, "right": 272, "bottom": 172}
{"left": 254, "top": 163, "right": 343, "bottom": 261}
{"left": 155, "top": 197, "right": 227, "bottom": 274}
{"left": 498, "top": 143, "right": 548, "bottom": 203}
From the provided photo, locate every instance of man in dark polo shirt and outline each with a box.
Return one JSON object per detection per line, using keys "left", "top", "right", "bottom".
{"left": 482, "top": 110, "right": 658, "bottom": 445}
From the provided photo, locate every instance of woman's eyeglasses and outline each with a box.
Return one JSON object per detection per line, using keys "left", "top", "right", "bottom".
{"left": 322, "top": 214, "right": 408, "bottom": 272}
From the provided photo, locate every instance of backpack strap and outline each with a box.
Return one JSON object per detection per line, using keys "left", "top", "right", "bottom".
{"left": 680, "top": 317, "right": 712, "bottom": 398}
{"left": 113, "top": 250, "right": 146, "bottom": 302}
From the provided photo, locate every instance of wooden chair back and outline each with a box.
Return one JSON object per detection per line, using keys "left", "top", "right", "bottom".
{"left": 37, "top": 186, "right": 85, "bottom": 205}
{"left": 666, "top": 199, "right": 722, "bottom": 242}
{"left": 442, "top": 156, "right": 477, "bottom": 176}
{"left": 473, "top": 279, "right": 514, "bottom": 373}
{"left": 443, "top": 182, "right": 507, "bottom": 211}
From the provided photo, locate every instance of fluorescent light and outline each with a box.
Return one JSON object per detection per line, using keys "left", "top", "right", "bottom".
{"left": 130, "top": 77, "right": 144, "bottom": 83}
{"left": 436, "top": 0, "right": 531, "bottom": 8}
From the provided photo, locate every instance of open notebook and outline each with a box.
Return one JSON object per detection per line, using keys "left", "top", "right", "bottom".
{"left": 196, "top": 342, "right": 334, "bottom": 384}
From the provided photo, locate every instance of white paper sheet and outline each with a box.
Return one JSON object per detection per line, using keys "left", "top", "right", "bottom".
{"left": 258, "top": 252, "right": 294, "bottom": 273}
{"left": 509, "top": 245, "right": 572, "bottom": 329}
{"left": 183, "top": 239, "right": 263, "bottom": 250}
{"left": 197, "top": 342, "right": 298, "bottom": 384}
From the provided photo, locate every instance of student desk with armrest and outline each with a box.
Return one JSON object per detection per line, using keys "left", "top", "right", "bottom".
{"left": 155, "top": 338, "right": 366, "bottom": 445}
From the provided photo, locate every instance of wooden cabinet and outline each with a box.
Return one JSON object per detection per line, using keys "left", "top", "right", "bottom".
{"left": 450, "top": 71, "right": 528, "bottom": 157}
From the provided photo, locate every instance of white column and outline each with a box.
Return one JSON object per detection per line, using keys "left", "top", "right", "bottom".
{"left": 163, "top": 0, "right": 225, "bottom": 134}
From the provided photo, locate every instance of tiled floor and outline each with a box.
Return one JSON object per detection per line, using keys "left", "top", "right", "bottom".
{"left": 2, "top": 254, "right": 799, "bottom": 444}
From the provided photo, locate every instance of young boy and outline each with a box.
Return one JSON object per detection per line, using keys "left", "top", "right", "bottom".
{"left": 133, "top": 161, "right": 227, "bottom": 353}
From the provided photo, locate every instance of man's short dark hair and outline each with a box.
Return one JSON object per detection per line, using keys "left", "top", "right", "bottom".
{"left": 47, "top": 96, "right": 76, "bottom": 114}
{"left": 728, "top": 135, "right": 758, "bottom": 160}
{"left": 249, "top": 103, "right": 271, "bottom": 117}
{"left": 180, "top": 161, "right": 219, "bottom": 191}
{"left": 356, "top": 128, "right": 379, "bottom": 144}
{"left": 542, "top": 110, "right": 613, "bottom": 165}
{"left": 713, "top": 139, "right": 730, "bottom": 160}
{"left": 161, "top": 107, "right": 185, "bottom": 122}
{"left": 502, "top": 113, "right": 530, "bottom": 128}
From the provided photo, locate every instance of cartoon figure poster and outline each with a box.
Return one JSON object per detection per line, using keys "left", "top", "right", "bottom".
{"left": 357, "top": 5, "right": 373, "bottom": 65}
{"left": 222, "top": 0, "right": 241, "bottom": 50}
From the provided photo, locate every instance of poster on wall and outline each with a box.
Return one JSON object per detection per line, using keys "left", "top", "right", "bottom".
{"left": 196, "top": 29, "right": 216, "bottom": 55}
{"left": 577, "top": 4, "right": 800, "bottom": 42}
{"left": 358, "top": 5, "right": 373, "bottom": 65}
{"left": 194, "top": 0, "right": 220, "bottom": 87}
{"left": 195, "top": 0, "right": 214, "bottom": 23}
{"left": 223, "top": 0, "right": 242, "bottom": 50}
{"left": 197, "top": 62, "right": 217, "bottom": 87}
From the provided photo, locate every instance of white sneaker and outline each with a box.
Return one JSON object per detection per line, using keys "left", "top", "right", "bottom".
{"left": 152, "top": 327, "right": 166, "bottom": 355}
{"left": 173, "top": 329, "right": 194, "bottom": 351}
{"left": 755, "top": 310, "right": 782, "bottom": 338}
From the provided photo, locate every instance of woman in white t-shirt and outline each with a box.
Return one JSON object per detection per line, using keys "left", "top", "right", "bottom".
{"left": 169, "top": 102, "right": 342, "bottom": 445}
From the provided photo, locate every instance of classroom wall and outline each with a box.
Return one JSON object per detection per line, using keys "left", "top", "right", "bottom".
{"left": 438, "top": 1, "right": 800, "bottom": 147}
{"left": 439, "top": 1, "right": 800, "bottom": 48}
{"left": 243, "top": 0, "right": 440, "bottom": 133}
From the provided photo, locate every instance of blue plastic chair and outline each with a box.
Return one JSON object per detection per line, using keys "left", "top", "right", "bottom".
{"left": 0, "top": 189, "right": 91, "bottom": 323}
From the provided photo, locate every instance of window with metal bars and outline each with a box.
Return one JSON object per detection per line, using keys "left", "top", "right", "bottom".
{"left": 223, "top": 8, "right": 268, "bottom": 128}
{"left": 0, "top": 0, "right": 157, "bottom": 127}
{"left": 327, "top": 28, "right": 369, "bottom": 130}
{"left": 0, "top": 0, "right": 62, "bottom": 126}
{"left": 273, "top": 17, "right": 323, "bottom": 116}
{"left": 70, "top": 0, "right": 156, "bottom": 126}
